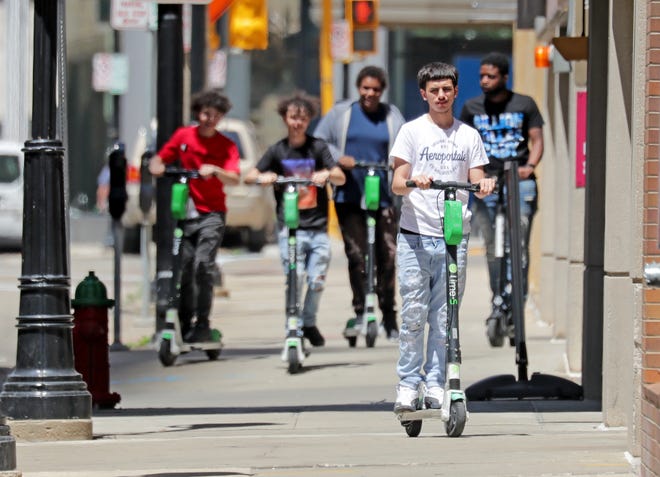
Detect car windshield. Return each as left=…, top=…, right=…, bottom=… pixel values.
left=219, top=130, right=245, bottom=158
left=0, top=154, right=20, bottom=183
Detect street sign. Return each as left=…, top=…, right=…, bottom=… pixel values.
left=111, top=0, right=155, bottom=30
left=92, top=53, right=129, bottom=95
left=331, top=20, right=351, bottom=62
left=207, top=50, right=227, bottom=89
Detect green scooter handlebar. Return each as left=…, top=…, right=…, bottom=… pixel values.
left=404, top=180, right=479, bottom=245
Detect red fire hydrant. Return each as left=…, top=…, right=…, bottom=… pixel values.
left=72, top=271, right=121, bottom=409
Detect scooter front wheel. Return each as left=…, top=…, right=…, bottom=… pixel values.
left=365, top=321, right=378, bottom=348
left=445, top=400, right=467, bottom=437
left=487, top=318, right=504, bottom=347
left=158, top=340, right=177, bottom=367
left=287, top=347, right=301, bottom=374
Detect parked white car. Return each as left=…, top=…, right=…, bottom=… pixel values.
left=0, top=141, right=24, bottom=249
left=122, top=118, right=275, bottom=252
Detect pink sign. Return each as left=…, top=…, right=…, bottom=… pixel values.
left=575, top=91, right=587, bottom=188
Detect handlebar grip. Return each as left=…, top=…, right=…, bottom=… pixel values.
left=405, top=180, right=416, bottom=187
left=164, top=167, right=200, bottom=179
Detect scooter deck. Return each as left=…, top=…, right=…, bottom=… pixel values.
left=397, top=408, right=444, bottom=421
left=185, top=340, right=223, bottom=352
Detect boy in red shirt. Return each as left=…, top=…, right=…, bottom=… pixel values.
left=149, top=89, right=240, bottom=342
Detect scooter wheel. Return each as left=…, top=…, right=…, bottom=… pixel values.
left=287, top=347, right=301, bottom=374
left=347, top=336, right=357, bottom=348
left=486, top=318, right=504, bottom=347
left=401, top=419, right=422, bottom=438
left=206, top=349, right=221, bottom=361
left=365, top=321, right=378, bottom=348
left=158, top=340, right=177, bottom=367
left=445, top=400, right=467, bottom=437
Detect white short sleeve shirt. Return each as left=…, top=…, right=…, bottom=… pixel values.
left=390, top=115, right=489, bottom=237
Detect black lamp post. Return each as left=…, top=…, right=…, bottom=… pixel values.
left=154, top=4, right=184, bottom=334
left=0, top=0, right=91, bottom=439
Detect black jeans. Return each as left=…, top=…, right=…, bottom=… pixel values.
left=178, top=212, right=226, bottom=332
left=335, top=202, right=398, bottom=332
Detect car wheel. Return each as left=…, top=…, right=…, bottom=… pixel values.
left=246, top=227, right=266, bottom=252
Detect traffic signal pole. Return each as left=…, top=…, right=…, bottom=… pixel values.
left=154, top=5, right=184, bottom=334
left=320, top=0, right=333, bottom=113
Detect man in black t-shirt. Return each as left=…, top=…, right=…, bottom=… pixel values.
left=460, top=52, right=544, bottom=317
left=245, top=92, right=345, bottom=347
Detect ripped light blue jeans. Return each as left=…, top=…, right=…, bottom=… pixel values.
left=277, top=228, right=331, bottom=328
left=396, top=232, right=469, bottom=390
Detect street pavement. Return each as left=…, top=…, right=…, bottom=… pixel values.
left=0, top=236, right=638, bottom=476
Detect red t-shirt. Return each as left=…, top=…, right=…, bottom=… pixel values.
left=158, top=126, right=240, bottom=213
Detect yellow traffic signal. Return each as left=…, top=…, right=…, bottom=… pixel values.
left=229, top=0, right=268, bottom=50
left=346, top=0, right=378, bottom=54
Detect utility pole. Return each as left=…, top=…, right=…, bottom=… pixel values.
left=0, top=0, right=92, bottom=440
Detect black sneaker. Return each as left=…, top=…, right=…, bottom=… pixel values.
left=184, top=325, right=212, bottom=343
left=302, top=326, right=325, bottom=347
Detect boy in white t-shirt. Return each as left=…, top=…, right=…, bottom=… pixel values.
left=390, top=62, right=495, bottom=413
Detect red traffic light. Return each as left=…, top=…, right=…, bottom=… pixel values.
left=350, top=0, right=377, bottom=28
left=353, top=1, right=375, bottom=25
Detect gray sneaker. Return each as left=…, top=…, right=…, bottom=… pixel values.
left=394, top=384, right=418, bottom=413
left=424, top=386, right=445, bottom=409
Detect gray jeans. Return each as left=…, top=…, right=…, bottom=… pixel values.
left=178, top=212, right=226, bottom=331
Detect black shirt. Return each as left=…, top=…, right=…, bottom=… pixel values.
left=460, top=91, right=544, bottom=175
left=256, top=135, right=336, bottom=231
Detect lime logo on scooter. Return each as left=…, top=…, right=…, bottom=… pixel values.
left=448, top=263, right=459, bottom=306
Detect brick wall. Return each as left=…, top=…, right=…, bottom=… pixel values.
left=643, top=3, right=660, bottom=475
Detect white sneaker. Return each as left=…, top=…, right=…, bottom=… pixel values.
left=394, top=384, right=419, bottom=413
left=424, top=386, right=445, bottom=409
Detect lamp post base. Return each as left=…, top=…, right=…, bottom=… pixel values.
left=4, top=419, right=91, bottom=442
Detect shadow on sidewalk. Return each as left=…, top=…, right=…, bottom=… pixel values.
left=94, top=398, right=600, bottom=419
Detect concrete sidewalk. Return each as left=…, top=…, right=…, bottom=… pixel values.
left=8, top=237, right=638, bottom=476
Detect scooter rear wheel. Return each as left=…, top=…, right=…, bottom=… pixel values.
left=158, top=340, right=177, bottom=367
left=347, top=336, right=357, bottom=348
left=287, top=347, right=301, bottom=374
left=401, top=419, right=422, bottom=438
left=445, top=400, right=467, bottom=437
left=206, top=349, right=221, bottom=361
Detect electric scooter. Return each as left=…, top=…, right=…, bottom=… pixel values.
left=157, top=167, right=223, bottom=367
left=343, top=161, right=390, bottom=348
left=260, top=176, right=317, bottom=374
left=485, top=172, right=515, bottom=347
left=397, top=179, right=480, bottom=438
